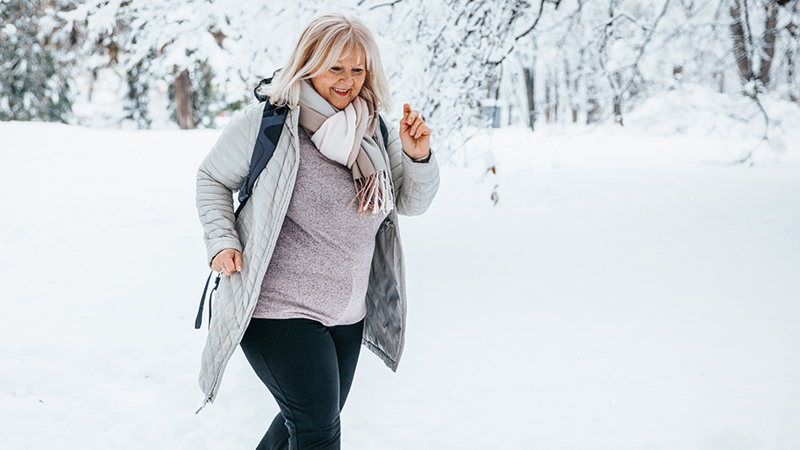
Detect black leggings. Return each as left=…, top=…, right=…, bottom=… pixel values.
left=240, top=317, right=364, bottom=450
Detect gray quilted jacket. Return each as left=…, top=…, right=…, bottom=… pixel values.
left=195, top=102, right=440, bottom=406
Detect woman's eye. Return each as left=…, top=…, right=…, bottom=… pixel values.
left=352, top=68, right=363, bottom=74
left=330, top=67, right=341, bottom=72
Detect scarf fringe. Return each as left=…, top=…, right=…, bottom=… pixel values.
left=349, top=171, right=394, bottom=216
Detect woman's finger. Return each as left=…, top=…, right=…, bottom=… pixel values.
left=234, top=250, right=243, bottom=272
left=406, top=109, right=419, bottom=126
left=223, top=256, right=235, bottom=276
left=400, top=105, right=411, bottom=133
left=411, top=117, right=432, bottom=139
left=417, top=123, right=431, bottom=138
left=211, top=253, right=223, bottom=272
left=410, top=118, right=424, bottom=138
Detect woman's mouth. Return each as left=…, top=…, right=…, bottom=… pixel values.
left=332, top=87, right=349, bottom=96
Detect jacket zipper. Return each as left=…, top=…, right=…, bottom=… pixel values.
left=198, top=107, right=301, bottom=413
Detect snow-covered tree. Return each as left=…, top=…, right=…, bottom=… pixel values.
left=1, top=0, right=76, bottom=122
left=123, top=49, right=152, bottom=128
left=360, top=0, right=560, bottom=160
left=63, top=0, right=330, bottom=128
left=54, top=0, right=800, bottom=153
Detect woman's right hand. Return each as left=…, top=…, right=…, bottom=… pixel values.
left=211, top=249, right=243, bottom=276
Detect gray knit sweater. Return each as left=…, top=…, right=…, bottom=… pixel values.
left=253, top=127, right=387, bottom=326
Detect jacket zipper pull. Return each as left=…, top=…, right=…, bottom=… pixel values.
left=195, top=396, right=212, bottom=414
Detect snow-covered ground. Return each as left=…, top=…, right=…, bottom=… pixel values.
left=1, top=101, right=799, bottom=449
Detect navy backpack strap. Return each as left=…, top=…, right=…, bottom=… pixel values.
left=195, top=271, right=220, bottom=329
left=378, top=116, right=389, bottom=151
left=197, top=78, right=287, bottom=331
left=235, top=88, right=287, bottom=217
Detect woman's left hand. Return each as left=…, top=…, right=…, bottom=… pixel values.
left=399, top=103, right=431, bottom=160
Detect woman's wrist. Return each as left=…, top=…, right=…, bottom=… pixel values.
left=410, top=150, right=431, bottom=163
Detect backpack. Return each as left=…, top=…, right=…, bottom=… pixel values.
left=195, top=78, right=390, bottom=329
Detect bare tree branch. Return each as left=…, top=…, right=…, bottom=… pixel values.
left=367, top=0, right=404, bottom=11
left=516, top=0, right=547, bottom=41
left=618, top=0, right=672, bottom=94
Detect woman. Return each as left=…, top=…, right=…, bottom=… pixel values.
left=195, top=13, right=439, bottom=449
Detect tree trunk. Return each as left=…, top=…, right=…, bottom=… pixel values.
left=552, top=75, right=559, bottom=123
left=564, top=57, right=579, bottom=123
left=714, top=72, right=725, bottom=93
left=544, top=78, right=551, bottom=123
left=523, top=67, right=536, bottom=131
left=613, top=95, right=623, bottom=126
left=786, top=2, right=800, bottom=103
left=758, top=0, right=779, bottom=86
left=586, top=79, right=601, bottom=124
left=612, top=73, right=623, bottom=126
left=174, top=69, right=196, bottom=130
left=790, top=45, right=798, bottom=102
left=791, top=1, right=799, bottom=102
left=729, top=0, right=753, bottom=83
left=88, top=68, right=97, bottom=103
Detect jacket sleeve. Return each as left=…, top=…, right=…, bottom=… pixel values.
left=196, top=104, right=262, bottom=265
left=384, top=120, right=441, bottom=216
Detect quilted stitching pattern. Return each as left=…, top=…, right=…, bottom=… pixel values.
left=195, top=104, right=439, bottom=404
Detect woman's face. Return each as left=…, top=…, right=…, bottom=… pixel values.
left=310, top=51, right=366, bottom=110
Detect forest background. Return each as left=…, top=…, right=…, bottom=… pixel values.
left=2, top=0, right=799, bottom=163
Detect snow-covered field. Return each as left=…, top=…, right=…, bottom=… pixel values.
left=1, top=106, right=799, bottom=449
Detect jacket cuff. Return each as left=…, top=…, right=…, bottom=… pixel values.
left=402, top=149, right=438, bottom=180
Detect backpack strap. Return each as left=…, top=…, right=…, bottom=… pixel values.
left=195, top=271, right=220, bottom=329
left=378, top=116, right=389, bottom=151
left=196, top=78, right=286, bottom=330
left=235, top=79, right=288, bottom=217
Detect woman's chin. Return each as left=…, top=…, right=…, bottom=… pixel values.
left=331, top=99, right=350, bottom=109
left=325, top=93, right=354, bottom=109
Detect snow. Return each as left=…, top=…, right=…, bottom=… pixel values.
left=1, top=110, right=799, bottom=449
left=1, top=23, right=17, bottom=36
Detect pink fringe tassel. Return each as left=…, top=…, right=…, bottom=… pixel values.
left=349, top=171, right=394, bottom=216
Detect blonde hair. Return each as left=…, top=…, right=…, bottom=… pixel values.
left=259, top=13, right=392, bottom=113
